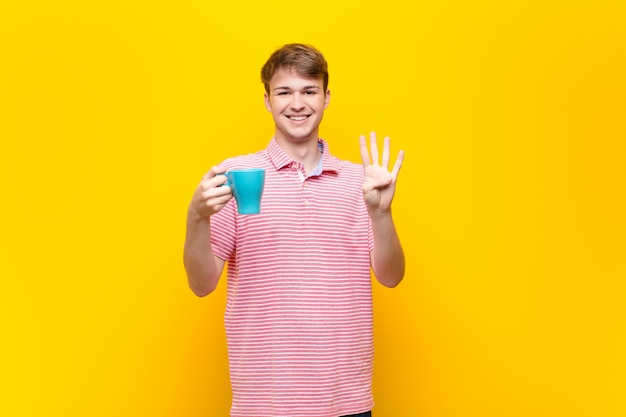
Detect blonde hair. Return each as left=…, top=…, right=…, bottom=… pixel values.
left=261, top=43, right=329, bottom=94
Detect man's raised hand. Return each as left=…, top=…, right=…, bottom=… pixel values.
left=360, top=132, right=404, bottom=213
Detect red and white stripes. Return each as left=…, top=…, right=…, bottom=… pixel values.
left=211, top=138, right=375, bottom=417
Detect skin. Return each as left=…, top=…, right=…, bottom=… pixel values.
left=183, top=68, right=405, bottom=296
left=264, top=68, right=330, bottom=173
left=360, top=132, right=405, bottom=287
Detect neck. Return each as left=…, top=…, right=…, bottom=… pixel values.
left=274, top=135, right=321, bottom=173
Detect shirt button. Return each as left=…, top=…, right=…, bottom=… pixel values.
left=304, top=200, right=310, bottom=205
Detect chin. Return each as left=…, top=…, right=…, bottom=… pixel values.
left=281, top=128, right=316, bottom=142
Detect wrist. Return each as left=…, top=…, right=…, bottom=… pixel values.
left=367, top=206, right=393, bottom=221
left=188, top=205, right=211, bottom=224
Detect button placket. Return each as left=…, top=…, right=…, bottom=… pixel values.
left=290, top=161, right=312, bottom=208
left=301, top=170, right=311, bottom=209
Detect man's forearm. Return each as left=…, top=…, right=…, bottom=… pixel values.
left=370, top=210, right=405, bottom=288
left=183, top=209, right=222, bottom=296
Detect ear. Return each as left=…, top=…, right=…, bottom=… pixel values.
left=264, top=93, right=272, bottom=112
left=324, top=90, right=331, bottom=109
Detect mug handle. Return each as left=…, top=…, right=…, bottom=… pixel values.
left=217, top=172, right=230, bottom=187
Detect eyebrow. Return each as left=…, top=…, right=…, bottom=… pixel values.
left=273, top=85, right=321, bottom=92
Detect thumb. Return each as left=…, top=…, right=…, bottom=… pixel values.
left=366, top=173, right=393, bottom=190
left=204, top=165, right=226, bottom=180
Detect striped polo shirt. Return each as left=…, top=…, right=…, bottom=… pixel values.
left=211, top=138, right=375, bottom=417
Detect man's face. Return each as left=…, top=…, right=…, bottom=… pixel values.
left=264, top=68, right=330, bottom=144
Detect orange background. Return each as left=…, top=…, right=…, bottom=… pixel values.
left=1, top=1, right=625, bottom=416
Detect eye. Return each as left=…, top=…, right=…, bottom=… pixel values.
left=277, top=91, right=289, bottom=96
left=304, top=90, right=316, bottom=95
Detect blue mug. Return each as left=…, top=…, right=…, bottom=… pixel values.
left=223, top=168, right=265, bottom=215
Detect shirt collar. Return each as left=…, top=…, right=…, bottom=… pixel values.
left=266, top=137, right=339, bottom=174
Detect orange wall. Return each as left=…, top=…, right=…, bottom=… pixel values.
left=1, top=1, right=625, bottom=416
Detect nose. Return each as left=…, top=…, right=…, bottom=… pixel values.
left=290, top=93, right=305, bottom=111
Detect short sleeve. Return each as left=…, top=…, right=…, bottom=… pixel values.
left=367, top=216, right=374, bottom=252
left=210, top=197, right=237, bottom=261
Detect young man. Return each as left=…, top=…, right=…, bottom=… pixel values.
left=184, top=43, right=405, bottom=417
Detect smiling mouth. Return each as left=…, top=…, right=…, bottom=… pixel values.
left=286, top=115, right=310, bottom=121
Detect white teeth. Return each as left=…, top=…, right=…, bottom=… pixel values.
left=289, top=116, right=308, bottom=121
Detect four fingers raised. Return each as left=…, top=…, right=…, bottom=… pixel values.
left=360, top=131, right=404, bottom=180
